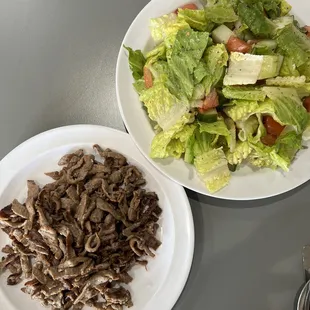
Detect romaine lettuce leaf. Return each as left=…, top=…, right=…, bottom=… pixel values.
left=303, top=118, right=310, bottom=141
left=140, top=81, right=189, bottom=131
left=202, top=44, right=229, bottom=93
left=199, top=119, right=235, bottom=151
left=226, top=141, right=252, bottom=165
left=237, top=2, right=275, bottom=38
left=199, top=119, right=230, bottom=137
left=253, top=114, right=267, bottom=143
left=248, top=141, right=290, bottom=171
left=148, top=61, right=169, bottom=81
left=224, top=53, right=264, bottom=86
left=280, top=0, right=292, bottom=16
left=266, top=76, right=307, bottom=87
left=279, top=54, right=300, bottom=77
left=194, top=61, right=208, bottom=84
left=178, top=9, right=214, bottom=32
left=298, top=59, right=310, bottom=82
left=261, top=87, right=308, bottom=133
left=192, top=131, right=217, bottom=158
left=133, top=79, right=147, bottom=95
left=236, top=115, right=259, bottom=142
left=225, top=118, right=237, bottom=152
left=205, top=4, right=238, bottom=24
left=124, top=46, right=146, bottom=81
left=145, top=42, right=166, bottom=66
left=166, top=139, right=184, bottom=159
left=149, top=13, right=189, bottom=44
left=224, top=100, right=260, bottom=121
left=222, top=86, right=266, bottom=101
left=276, top=24, right=310, bottom=67
left=169, top=28, right=210, bottom=99
left=192, top=83, right=205, bottom=100
left=194, top=148, right=231, bottom=193
left=150, top=113, right=195, bottom=158
left=276, top=129, right=302, bottom=163
left=258, top=55, right=283, bottom=80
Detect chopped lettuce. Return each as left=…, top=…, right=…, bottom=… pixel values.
left=279, top=54, right=300, bottom=77
left=192, top=131, right=217, bottom=158
left=224, top=100, right=260, bottom=122
left=178, top=9, right=214, bottom=32
left=150, top=113, right=195, bottom=158
left=205, top=3, right=238, bottom=24
left=248, top=141, right=290, bottom=171
left=222, top=86, right=266, bottom=101
left=192, top=84, right=205, bottom=100
left=276, top=24, right=310, bottom=67
left=124, top=46, right=146, bottom=81
left=169, top=28, right=209, bottom=99
left=199, top=119, right=235, bottom=151
left=266, top=76, right=307, bottom=87
left=149, top=13, right=189, bottom=44
left=261, top=87, right=308, bottom=133
left=199, top=119, right=230, bottom=137
left=237, top=2, right=275, bottom=38
left=203, top=44, right=229, bottom=93
left=224, top=52, right=264, bottom=85
left=145, top=42, right=166, bottom=66
left=303, top=118, right=310, bottom=141
left=298, top=59, right=310, bottom=82
left=276, top=129, right=302, bottom=163
left=140, top=81, right=189, bottom=131
left=194, top=148, right=231, bottom=193
left=226, top=141, right=252, bottom=165
left=258, top=55, right=283, bottom=80
left=225, top=118, right=237, bottom=152
left=194, top=61, right=208, bottom=84
left=133, top=79, right=147, bottom=95
left=236, top=115, right=259, bottom=142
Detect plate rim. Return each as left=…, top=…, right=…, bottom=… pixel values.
left=115, top=0, right=310, bottom=201
left=0, top=124, right=195, bottom=310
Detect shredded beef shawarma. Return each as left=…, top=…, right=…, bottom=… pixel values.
left=0, top=145, right=162, bottom=310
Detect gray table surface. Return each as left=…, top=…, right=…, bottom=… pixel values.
left=0, top=1, right=309, bottom=309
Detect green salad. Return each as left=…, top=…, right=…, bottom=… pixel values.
left=125, top=0, right=310, bottom=193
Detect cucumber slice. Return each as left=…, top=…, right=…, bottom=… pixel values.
left=212, top=25, right=234, bottom=44
left=197, top=108, right=218, bottom=123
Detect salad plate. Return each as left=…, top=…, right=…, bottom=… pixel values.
left=0, top=125, right=194, bottom=310
left=116, top=0, right=310, bottom=200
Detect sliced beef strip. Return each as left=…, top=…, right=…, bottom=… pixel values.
left=0, top=145, right=162, bottom=310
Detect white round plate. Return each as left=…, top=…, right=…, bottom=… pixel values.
left=0, top=125, right=194, bottom=310
left=116, top=0, right=310, bottom=200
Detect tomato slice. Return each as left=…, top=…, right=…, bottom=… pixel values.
left=263, top=116, right=285, bottom=137
left=226, top=36, right=252, bottom=54
left=303, top=96, right=310, bottom=112
left=199, top=89, right=219, bottom=112
left=143, top=67, right=153, bottom=89
left=174, top=3, right=198, bottom=14
left=261, top=134, right=277, bottom=146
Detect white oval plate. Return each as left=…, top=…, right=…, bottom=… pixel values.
left=116, top=0, right=310, bottom=200
left=0, top=125, right=194, bottom=310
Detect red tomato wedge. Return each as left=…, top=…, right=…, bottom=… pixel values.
left=227, top=36, right=252, bottom=54
left=198, top=89, right=219, bottom=113
left=261, top=134, right=277, bottom=146
left=175, top=3, right=198, bottom=14
left=303, top=96, right=310, bottom=112
left=143, top=67, right=153, bottom=89
left=263, top=116, right=285, bottom=137
left=305, top=26, right=310, bottom=37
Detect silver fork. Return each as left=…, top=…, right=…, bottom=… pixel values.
left=299, top=246, right=310, bottom=310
